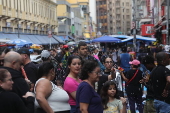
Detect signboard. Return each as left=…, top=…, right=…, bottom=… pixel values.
left=141, top=24, right=154, bottom=36
left=48, top=31, right=52, bottom=38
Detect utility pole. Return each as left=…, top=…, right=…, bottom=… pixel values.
left=133, top=0, right=136, bottom=52
left=17, top=0, right=20, bottom=38
left=166, top=0, right=169, bottom=44
left=48, top=0, right=52, bottom=49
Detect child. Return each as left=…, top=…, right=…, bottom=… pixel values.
left=101, top=80, right=126, bottom=113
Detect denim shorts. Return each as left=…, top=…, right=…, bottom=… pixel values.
left=154, top=99, right=170, bottom=113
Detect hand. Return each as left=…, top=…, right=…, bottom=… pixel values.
left=120, top=97, right=127, bottom=105
left=25, top=79, right=32, bottom=85
left=162, top=89, right=168, bottom=97
left=23, top=92, right=35, bottom=98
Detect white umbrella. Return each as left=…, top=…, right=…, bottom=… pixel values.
left=67, top=41, right=76, bottom=45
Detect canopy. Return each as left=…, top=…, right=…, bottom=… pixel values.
left=92, top=36, right=121, bottom=43
left=134, top=35, right=156, bottom=41
left=67, top=41, right=76, bottom=45
left=6, top=39, right=32, bottom=47
left=109, top=35, right=131, bottom=39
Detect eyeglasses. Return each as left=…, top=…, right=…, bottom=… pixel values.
left=92, top=71, right=102, bottom=75
left=105, top=61, right=113, bottom=64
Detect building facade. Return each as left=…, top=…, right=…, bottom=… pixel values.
left=0, top=0, right=58, bottom=35
left=71, top=7, right=83, bottom=40
left=96, top=0, right=107, bottom=35
left=57, top=0, right=71, bottom=36
left=99, top=0, right=132, bottom=35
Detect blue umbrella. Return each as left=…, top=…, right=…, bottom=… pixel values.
left=7, top=39, right=32, bottom=48
left=92, top=36, right=121, bottom=43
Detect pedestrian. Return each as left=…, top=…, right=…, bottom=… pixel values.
left=76, top=60, right=103, bottom=113
left=64, top=55, right=82, bottom=113
left=118, top=46, right=132, bottom=74
left=120, top=59, right=143, bottom=113
left=140, top=55, right=156, bottom=113
left=149, top=52, right=170, bottom=112
left=101, top=80, right=126, bottom=113
left=34, top=62, right=70, bottom=113
left=17, top=48, right=38, bottom=84
left=1, top=51, right=30, bottom=103
left=0, top=46, right=10, bottom=66
left=0, top=68, right=35, bottom=113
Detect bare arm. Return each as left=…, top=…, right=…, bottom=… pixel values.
left=108, top=68, right=116, bottom=80
left=162, top=76, right=170, bottom=97
left=120, top=97, right=127, bottom=113
left=70, top=91, right=76, bottom=100
left=35, top=79, right=54, bottom=113
left=80, top=103, right=89, bottom=113
left=120, top=71, right=129, bottom=82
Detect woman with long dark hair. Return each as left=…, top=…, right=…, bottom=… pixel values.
left=64, top=55, right=82, bottom=113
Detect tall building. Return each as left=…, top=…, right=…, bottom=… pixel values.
left=68, top=0, right=92, bottom=39
left=107, top=0, right=132, bottom=35
left=0, top=0, right=59, bottom=45
left=96, top=0, right=107, bottom=35
left=71, top=7, right=83, bottom=40
left=57, top=0, right=71, bottom=37
left=96, top=0, right=132, bottom=35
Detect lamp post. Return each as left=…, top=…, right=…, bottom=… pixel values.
left=133, top=0, right=136, bottom=52
left=166, top=0, right=169, bottom=44
left=17, top=0, right=20, bottom=38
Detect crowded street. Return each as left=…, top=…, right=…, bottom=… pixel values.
left=0, top=0, right=170, bottom=113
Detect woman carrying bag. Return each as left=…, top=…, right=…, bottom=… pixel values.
left=120, top=59, right=144, bottom=113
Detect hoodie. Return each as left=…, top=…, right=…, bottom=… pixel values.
left=0, top=67, right=30, bottom=103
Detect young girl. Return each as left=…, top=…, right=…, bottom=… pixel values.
left=101, top=80, right=126, bottom=113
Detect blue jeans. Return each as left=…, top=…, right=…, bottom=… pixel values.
left=154, top=99, right=170, bottom=113
left=70, top=105, right=76, bottom=113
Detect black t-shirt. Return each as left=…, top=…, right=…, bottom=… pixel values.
left=149, top=65, right=170, bottom=102
left=97, top=75, right=108, bottom=94
left=126, top=69, right=143, bottom=95
left=24, top=62, right=38, bottom=84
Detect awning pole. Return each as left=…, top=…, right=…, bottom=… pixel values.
left=167, top=0, right=170, bottom=44
left=133, top=0, right=136, bottom=52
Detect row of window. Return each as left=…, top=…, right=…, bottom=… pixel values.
left=0, top=0, right=56, bottom=20
left=2, top=27, right=55, bottom=34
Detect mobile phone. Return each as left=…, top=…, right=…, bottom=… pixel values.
left=113, top=64, right=118, bottom=69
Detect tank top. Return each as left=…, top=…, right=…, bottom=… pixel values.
left=34, top=78, right=70, bottom=112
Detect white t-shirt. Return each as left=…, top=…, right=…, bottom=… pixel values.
left=34, top=78, right=70, bottom=112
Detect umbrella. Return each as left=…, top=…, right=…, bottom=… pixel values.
left=66, top=41, right=76, bottom=45
left=30, top=44, right=42, bottom=50
left=109, top=35, right=132, bottom=39
left=92, top=36, right=121, bottom=43
left=6, top=39, right=32, bottom=48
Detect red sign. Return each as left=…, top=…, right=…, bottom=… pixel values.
left=141, top=24, right=154, bottom=36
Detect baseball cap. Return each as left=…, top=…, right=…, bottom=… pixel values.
left=63, top=45, right=68, bottom=49
left=17, top=48, right=30, bottom=56
left=41, top=50, right=51, bottom=58
left=129, top=59, right=140, bottom=65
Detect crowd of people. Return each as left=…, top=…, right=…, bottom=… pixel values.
left=0, top=41, right=170, bottom=113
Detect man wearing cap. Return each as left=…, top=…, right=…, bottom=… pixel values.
left=61, top=45, right=71, bottom=70
left=120, top=59, right=143, bottom=113
left=17, top=48, right=38, bottom=84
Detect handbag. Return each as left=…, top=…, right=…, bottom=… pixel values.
left=126, top=69, right=139, bottom=86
